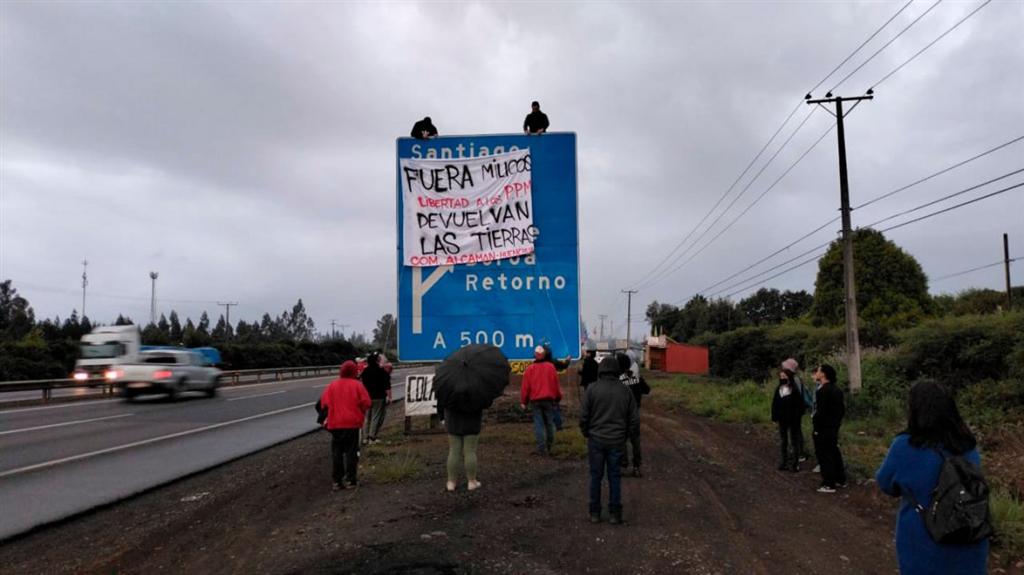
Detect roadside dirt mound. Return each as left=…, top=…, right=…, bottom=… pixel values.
left=3, top=376, right=1016, bottom=574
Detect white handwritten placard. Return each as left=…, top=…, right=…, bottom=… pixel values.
left=401, top=149, right=537, bottom=267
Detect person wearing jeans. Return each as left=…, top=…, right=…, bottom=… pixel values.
left=521, top=346, right=563, bottom=455
left=579, top=356, right=639, bottom=525
left=360, top=353, right=392, bottom=444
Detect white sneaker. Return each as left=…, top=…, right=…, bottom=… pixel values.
left=467, top=480, right=482, bottom=491
left=446, top=481, right=457, bottom=492
left=817, top=485, right=837, bottom=493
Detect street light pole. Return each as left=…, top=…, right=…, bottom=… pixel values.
left=149, top=271, right=159, bottom=325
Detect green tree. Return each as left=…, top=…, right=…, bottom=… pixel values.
left=114, top=314, right=134, bottom=326
left=780, top=290, right=813, bottom=319
left=645, top=301, right=679, bottom=336
left=373, top=313, right=397, bottom=351
left=169, top=311, right=183, bottom=343
left=157, top=314, right=170, bottom=338
left=739, top=288, right=785, bottom=326
left=197, top=312, right=211, bottom=336
left=810, top=229, right=931, bottom=329
left=285, top=299, right=315, bottom=342
left=0, top=280, right=35, bottom=341
left=211, top=314, right=229, bottom=341
left=141, top=322, right=169, bottom=345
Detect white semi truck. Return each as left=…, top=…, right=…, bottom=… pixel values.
left=73, top=325, right=142, bottom=384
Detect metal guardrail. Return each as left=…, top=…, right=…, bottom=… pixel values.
left=0, top=365, right=345, bottom=403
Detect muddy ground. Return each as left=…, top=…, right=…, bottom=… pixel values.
left=3, top=375, right=1020, bottom=575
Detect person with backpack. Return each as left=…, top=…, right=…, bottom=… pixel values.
left=875, top=380, right=990, bottom=574
left=782, top=358, right=813, bottom=462
left=617, top=352, right=650, bottom=477
left=771, top=368, right=806, bottom=472
left=812, top=364, right=847, bottom=491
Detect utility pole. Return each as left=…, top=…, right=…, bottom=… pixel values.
left=81, top=260, right=88, bottom=320
left=622, top=289, right=638, bottom=348
left=1004, top=233, right=1012, bottom=310
left=149, top=271, right=159, bottom=325
left=217, top=302, right=238, bottom=340
left=329, top=320, right=349, bottom=340
left=806, top=90, right=873, bottom=393
left=598, top=314, right=607, bottom=340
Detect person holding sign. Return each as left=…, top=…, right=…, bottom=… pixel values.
left=317, top=361, right=372, bottom=491
left=523, top=101, right=549, bottom=134
left=410, top=116, right=438, bottom=140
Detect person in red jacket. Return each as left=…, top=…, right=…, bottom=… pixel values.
left=521, top=345, right=563, bottom=455
left=317, top=360, right=372, bottom=490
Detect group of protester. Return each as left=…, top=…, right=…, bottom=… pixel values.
left=314, top=352, right=392, bottom=491
left=770, top=358, right=847, bottom=492
left=317, top=346, right=991, bottom=573
left=409, top=100, right=550, bottom=140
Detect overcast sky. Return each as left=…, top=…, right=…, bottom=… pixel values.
left=2, top=1, right=1022, bottom=340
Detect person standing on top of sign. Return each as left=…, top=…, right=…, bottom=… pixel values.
left=521, top=345, right=562, bottom=455
left=360, top=352, right=392, bottom=445
left=523, top=101, right=549, bottom=135
left=410, top=116, right=438, bottom=140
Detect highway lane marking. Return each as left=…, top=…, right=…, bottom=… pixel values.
left=0, top=402, right=317, bottom=479
left=227, top=391, right=287, bottom=402
left=0, top=413, right=135, bottom=436
left=0, top=399, right=123, bottom=415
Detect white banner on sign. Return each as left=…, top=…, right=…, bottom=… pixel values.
left=401, top=148, right=536, bottom=267
left=404, top=374, right=437, bottom=417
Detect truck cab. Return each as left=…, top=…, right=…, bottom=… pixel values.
left=74, top=325, right=142, bottom=384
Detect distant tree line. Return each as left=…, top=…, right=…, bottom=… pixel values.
left=0, top=280, right=394, bottom=381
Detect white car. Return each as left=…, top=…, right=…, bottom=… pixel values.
left=113, top=349, right=222, bottom=401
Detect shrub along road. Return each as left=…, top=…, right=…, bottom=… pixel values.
left=2, top=373, right=1020, bottom=574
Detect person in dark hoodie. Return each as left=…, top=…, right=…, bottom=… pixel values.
left=410, top=117, right=437, bottom=140
left=317, top=361, right=372, bottom=490
left=580, top=356, right=639, bottom=525
left=360, top=352, right=392, bottom=444
left=771, top=368, right=806, bottom=472
left=617, top=352, right=650, bottom=477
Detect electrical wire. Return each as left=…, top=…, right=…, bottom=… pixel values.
left=829, top=0, right=945, bottom=92
left=722, top=249, right=829, bottom=300
left=854, top=135, right=1024, bottom=210
left=871, top=0, right=994, bottom=89
left=703, top=240, right=835, bottom=301
left=865, top=171, right=1024, bottom=228
left=877, top=181, right=1023, bottom=233
left=931, top=258, right=1017, bottom=283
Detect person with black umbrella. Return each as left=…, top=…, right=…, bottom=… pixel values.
left=434, top=345, right=511, bottom=493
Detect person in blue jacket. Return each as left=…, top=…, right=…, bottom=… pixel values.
left=875, top=380, right=989, bottom=575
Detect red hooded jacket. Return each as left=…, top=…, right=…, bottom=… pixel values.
left=521, top=360, right=562, bottom=405
left=319, top=361, right=372, bottom=430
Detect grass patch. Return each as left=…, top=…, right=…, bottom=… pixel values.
left=992, top=488, right=1024, bottom=562
left=363, top=448, right=424, bottom=483
left=649, top=376, right=770, bottom=424
left=551, top=427, right=588, bottom=459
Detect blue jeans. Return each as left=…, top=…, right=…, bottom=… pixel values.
left=531, top=400, right=556, bottom=453
left=588, top=438, right=624, bottom=514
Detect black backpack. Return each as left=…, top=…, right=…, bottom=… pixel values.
left=905, top=450, right=993, bottom=545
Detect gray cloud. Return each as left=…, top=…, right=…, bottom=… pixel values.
left=2, top=1, right=1021, bottom=339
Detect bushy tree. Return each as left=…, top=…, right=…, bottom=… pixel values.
left=0, top=280, right=35, bottom=341
left=810, top=229, right=931, bottom=329
left=373, top=313, right=397, bottom=351
left=169, top=311, right=183, bottom=343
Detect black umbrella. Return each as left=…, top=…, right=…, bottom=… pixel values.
left=434, top=344, right=511, bottom=412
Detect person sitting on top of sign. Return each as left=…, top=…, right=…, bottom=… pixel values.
left=523, top=101, right=549, bottom=135
left=411, top=116, right=438, bottom=140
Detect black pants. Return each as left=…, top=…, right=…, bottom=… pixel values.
left=813, top=426, right=847, bottom=487
left=330, top=429, right=360, bottom=484
left=778, top=420, right=802, bottom=468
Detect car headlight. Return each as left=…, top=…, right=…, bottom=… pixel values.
left=73, top=372, right=90, bottom=381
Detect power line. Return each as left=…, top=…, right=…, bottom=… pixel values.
left=722, top=249, right=829, bottom=300
left=855, top=135, right=1024, bottom=210
left=829, top=0, right=945, bottom=92
left=704, top=240, right=835, bottom=301
left=864, top=168, right=1024, bottom=228
left=644, top=118, right=835, bottom=291
left=932, top=258, right=1018, bottom=283
left=631, top=0, right=915, bottom=291
left=808, top=0, right=916, bottom=95
left=692, top=136, right=1024, bottom=301
left=871, top=0, right=994, bottom=89
left=878, top=181, right=1024, bottom=233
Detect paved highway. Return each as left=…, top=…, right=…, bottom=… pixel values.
left=0, top=366, right=431, bottom=540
